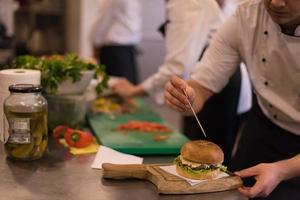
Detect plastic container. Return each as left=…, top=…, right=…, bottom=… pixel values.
left=45, top=93, right=87, bottom=130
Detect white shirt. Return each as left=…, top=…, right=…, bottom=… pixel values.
left=191, top=0, right=300, bottom=135
left=0, top=0, right=18, bottom=36
left=142, top=0, right=223, bottom=104
left=90, top=0, right=142, bottom=46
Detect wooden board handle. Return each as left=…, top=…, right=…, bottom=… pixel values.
left=102, top=163, right=148, bottom=180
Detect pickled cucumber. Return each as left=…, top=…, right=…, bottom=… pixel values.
left=10, top=143, right=35, bottom=159
left=33, top=122, right=44, bottom=146
left=32, top=136, right=48, bottom=158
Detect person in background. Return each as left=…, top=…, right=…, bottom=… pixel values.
left=164, top=0, right=300, bottom=199
left=0, top=0, right=17, bottom=67
left=90, top=0, right=142, bottom=84
left=113, top=0, right=251, bottom=166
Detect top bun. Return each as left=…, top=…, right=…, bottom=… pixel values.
left=180, top=140, right=224, bottom=164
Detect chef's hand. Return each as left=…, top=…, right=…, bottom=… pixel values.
left=164, top=75, right=196, bottom=114
left=235, top=163, right=285, bottom=198
left=112, top=78, right=145, bottom=98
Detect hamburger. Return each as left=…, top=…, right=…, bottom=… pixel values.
left=174, top=140, right=226, bottom=180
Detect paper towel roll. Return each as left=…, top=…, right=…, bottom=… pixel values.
left=0, top=69, right=41, bottom=93
left=0, top=69, right=41, bottom=142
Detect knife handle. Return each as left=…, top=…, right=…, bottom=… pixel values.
left=102, top=163, right=148, bottom=180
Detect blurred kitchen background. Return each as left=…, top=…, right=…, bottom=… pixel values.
left=0, top=0, right=166, bottom=82
left=0, top=0, right=180, bottom=128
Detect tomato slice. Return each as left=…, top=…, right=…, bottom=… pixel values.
left=116, top=121, right=171, bottom=133
left=153, top=135, right=170, bottom=142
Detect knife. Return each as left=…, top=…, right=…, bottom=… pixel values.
left=220, top=168, right=235, bottom=176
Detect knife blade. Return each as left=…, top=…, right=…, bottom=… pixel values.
left=220, top=168, right=235, bottom=176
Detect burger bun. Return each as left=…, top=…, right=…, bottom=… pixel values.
left=180, top=140, right=224, bottom=164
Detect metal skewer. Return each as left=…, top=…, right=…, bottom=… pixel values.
left=183, top=89, right=207, bottom=138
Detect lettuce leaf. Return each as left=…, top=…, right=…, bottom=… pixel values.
left=173, top=156, right=226, bottom=175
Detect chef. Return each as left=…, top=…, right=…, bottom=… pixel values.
left=90, top=0, right=141, bottom=84
left=164, top=0, right=300, bottom=199
left=112, top=0, right=251, bottom=166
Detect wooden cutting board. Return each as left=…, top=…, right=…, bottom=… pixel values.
left=102, top=163, right=243, bottom=194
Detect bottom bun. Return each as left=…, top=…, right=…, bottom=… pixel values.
left=176, top=165, right=220, bottom=180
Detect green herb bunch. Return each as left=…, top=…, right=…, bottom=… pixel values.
left=12, top=54, right=108, bottom=94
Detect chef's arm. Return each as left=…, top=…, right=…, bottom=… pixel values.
left=129, top=84, right=147, bottom=97
left=275, top=154, right=300, bottom=181
left=111, top=79, right=147, bottom=98
left=140, top=0, right=222, bottom=104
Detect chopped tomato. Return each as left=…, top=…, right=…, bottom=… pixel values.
left=64, top=129, right=93, bottom=148
left=116, top=120, right=172, bottom=133
left=153, top=135, right=170, bottom=142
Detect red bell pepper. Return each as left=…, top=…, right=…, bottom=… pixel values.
left=64, top=129, right=93, bottom=148
left=53, top=125, right=69, bottom=140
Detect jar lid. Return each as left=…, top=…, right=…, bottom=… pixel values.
left=9, top=84, right=42, bottom=93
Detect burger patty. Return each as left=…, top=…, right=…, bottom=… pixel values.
left=192, top=164, right=218, bottom=170
left=174, top=156, right=221, bottom=171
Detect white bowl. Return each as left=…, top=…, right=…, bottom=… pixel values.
left=56, top=70, right=95, bottom=95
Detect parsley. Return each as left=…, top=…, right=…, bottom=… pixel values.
left=11, top=54, right=108, bottom=94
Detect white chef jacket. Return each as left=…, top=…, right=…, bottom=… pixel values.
left=142, top=0, right=223, bottom=104
left=90, top=0, right=142, bottom=47
left=191, top=0, right=300, bottom=135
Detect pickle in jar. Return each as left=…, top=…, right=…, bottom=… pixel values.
left=5, top=108, right=48, bottom=161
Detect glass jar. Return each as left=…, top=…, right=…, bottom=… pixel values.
left=4, top=84, right=48, bottom=161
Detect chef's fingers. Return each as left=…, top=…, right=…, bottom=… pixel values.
left=164, top=90, right=188, bottom=111
left=170, top=75, right=188, bottom=91
left=112, top=78, right=130, bottom=88
left=235, top=165, right=259, bottom=178
left=166, top=77, right=190, bottom=105
left=169, top=75, right=195, bottom=104
left=238, top=180, right=266, bottom=198
left=185, top=86, right=195, bottom=103
left=238, top=186, right=258, bottom=198
left=169, top=75, right=184, bottom=84
left=165, top=99, right=186, bottom=112
left=118, top=79, right=132, bottom=87
left=112, top=83, right=124, bottom=94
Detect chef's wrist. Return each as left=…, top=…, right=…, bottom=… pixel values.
left=274, top=155, right=300, bottom=181
left=131, top=84, right=147, bottom=97
left=187, top=79, right=213, bottom=113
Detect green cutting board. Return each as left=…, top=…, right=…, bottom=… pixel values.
left=87, top=100, right=189, bottom=155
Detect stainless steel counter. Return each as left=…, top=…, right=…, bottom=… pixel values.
left=0, top=98, right=247, bottom=200
left=0, top=139, right=247, bottom=200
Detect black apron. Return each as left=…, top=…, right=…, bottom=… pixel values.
left=99, top=45, right=139, bottom=84
left=230, top=95, right=300, bottom=200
